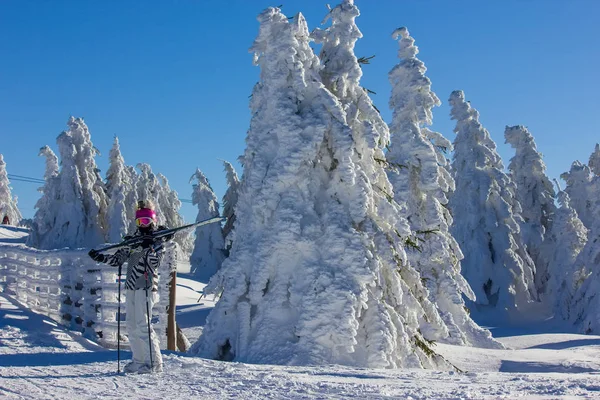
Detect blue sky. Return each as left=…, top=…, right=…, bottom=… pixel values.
left=1, top=0, right=598, bottom=223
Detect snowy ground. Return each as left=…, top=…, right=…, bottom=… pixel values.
left=1, top=229, right=600, bottom=399
left=0, top=225, right=29, bottom=245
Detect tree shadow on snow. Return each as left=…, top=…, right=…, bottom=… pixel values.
left=526, top=338, right=600, bottom=350
left=0, top=350, right=124, bottom=367
left=0, top=295, right=67, bottom=349
left=500, top=360, right=597, bottom=374
left=175, top=304, right=212, bottom=328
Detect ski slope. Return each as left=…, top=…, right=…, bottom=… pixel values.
left=1, top=229, right=600, bottom=399
left=1, top=287, right=600, bottom=399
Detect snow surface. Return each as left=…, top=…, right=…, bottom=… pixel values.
left=1, top=227, right=600, bottom=399
left=1, top=286, right=600, bottom=399
left=0, top=225, right=29, bottom=245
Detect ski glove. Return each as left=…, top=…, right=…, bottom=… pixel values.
left=88, top=249, right=105, bottom=263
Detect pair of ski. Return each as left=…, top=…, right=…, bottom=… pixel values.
left=92, top=216, right=224, bottom=374
left=95, top=216, right=224, bottom=252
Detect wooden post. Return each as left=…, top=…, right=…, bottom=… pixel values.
left=166, top=270, right=177, bottom=351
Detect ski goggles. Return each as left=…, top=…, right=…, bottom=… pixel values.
left=135, top=217, right=155, bottom=227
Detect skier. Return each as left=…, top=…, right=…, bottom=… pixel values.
left=2, top=215, right=9, bottom=225
left=88, top=200, right=172, bottom=373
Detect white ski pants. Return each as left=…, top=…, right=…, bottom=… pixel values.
left=126, top=289, right=163, bottom=368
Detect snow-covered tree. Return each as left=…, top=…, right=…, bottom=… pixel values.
left=561, top=161, right=594, bottom=229
left=588, top=143, right=600, bottom=176
left=312, top=3, right=450, bottom=345
left=505, top=125, right=556, bottom=294
left=29, top=117, right=107, bottom=249
left=543, top=186, right=587, bottom=321
left=386, top=28, right=496, bottom=347
left=221, top=160, right=240, bottom=251
left=157, top=173, right=193, bottom=254
left=0, top=154, right=22, bottom=225
left=105, top=137, right=131, bottom=243
left=189, top=168, right=225, bottom=282
left=569, top=174, right=600, bottom=333
left=124, top=165, right=139, bottom=232
left=28, top=146, right=59, bottom=247
left=448, top=91, right=536, bottom=319
left=136, top=163, right=164, bottom=223
left=194, top=5, right=453, bottom=369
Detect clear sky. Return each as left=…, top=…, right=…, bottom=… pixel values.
left=1, top=0, right=598, bottom=223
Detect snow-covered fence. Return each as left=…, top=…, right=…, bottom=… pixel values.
left=0, top=244, right=121, bottom=346
left=0, top=243, right=178, bottom=349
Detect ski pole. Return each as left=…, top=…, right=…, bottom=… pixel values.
left=117, top=264, right=122, bottom=373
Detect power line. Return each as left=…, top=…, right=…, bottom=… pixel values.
left=8, top=173, right=195, bottom=204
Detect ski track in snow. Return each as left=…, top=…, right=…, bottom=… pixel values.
left=1, top=291, right=600, bottom=399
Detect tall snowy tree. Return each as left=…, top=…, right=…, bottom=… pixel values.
left=0, top=154, right=22, bottom=225
left=505, top=125, right=556, bottom=294
left=561, top=161, right=594, bottom=229
left=157, top=173, right=193, bottom=254
left=312, top=3, right=449, bottom=345
left=588, top=144, right=600, bottom=176
left=124, top=165, right=139, bottom=232
left=543, top=186, right=587, bottom=321
left=28, top=146, right=59, bottom=247
left=448, top=91, right=536, bottom=319
left=29, top=117, right=107, bottom=249
left=569, top=173, right=600, bottom=333
left=136, top=163, right=164, bottom=223
left=189, top=168, right=225, bottom=282
left=105, top=137, right=131, bottom=243
left=385, top=28, right=496, bottom=347
left=221, top=160, right=240, bottom=251
left=194, top=6, right=452, bottom=369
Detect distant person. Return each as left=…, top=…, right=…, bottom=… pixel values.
left=2, top=215, right=9, bottom=225
left=88, top=200, right=173, bottom=373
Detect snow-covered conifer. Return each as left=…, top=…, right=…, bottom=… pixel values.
left=189, top=168, right=225, bottom=282
left=386, top=28, right=496, bottom=347
left=157, top=173, right=192, bottom=254
left=312, top=3, right=451, bottom=345
left=29, top=117, right=107, bottom=249
left=195, top=5, right=453, bottom=369
left=588, top=144, right=600, bottom=176
left=505, top=125, right=556, bottom=294
left=569, top=174, right=600, bottom=333
left=124, top=165, right=139, bottom=232
left=543, top=187, right=587, bottom=321
left=221, top=160, right=240, bottom=251
left=28, top=146, right=59, bottom=247
left=449, top=91, right=536, bottom=319
left=0, top=154, right=22, bottom=225
left=561, top=161, right=593, bottom=229
left=105, top=137, right=131, bottom=243
left=136, top=163, right=164, bottom=224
